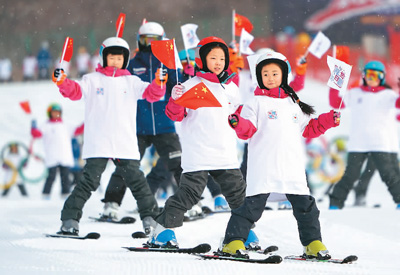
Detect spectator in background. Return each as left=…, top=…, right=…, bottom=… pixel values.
left=37, top=41, right=52, bottom=80
left=76, top=46, right=91, bottom=77
left=0, top=58, right=12, bottom=82
left=22, top=51, right=38, bottom=81
left=91, top=49, right=100, bottom=72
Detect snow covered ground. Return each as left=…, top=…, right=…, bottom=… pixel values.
left=0, top=79, right=400, bottom=274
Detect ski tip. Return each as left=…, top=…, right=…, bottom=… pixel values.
left=266, top=255, right=283, bottom=264
left=196, top=243, right=212, bottom=253
left=120, top=216, right=136, bottom=224
left=263, top=245, right=279, bottom=254
left=342, top=255, right=358, bottom=263
left=86, top=232, right=101, bottom=239
left=132, top=231, right=148, bottom=239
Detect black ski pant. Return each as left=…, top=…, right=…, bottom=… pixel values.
left=224, top=194, right=322, bottom=246
left=102, top=133, right=224, bottom=204
left=2, top=183, right=28, bottom=197
left=155, top=169, right=246, bottom=228
left=61, top=158, right=158, bottom=222
left=353, top=156, right=376, bottom=199
left=42, top=165, right=71, bottom=195
left=102, top=133, right=182, bottom=205
left=330, top=152, right=400, bottom=208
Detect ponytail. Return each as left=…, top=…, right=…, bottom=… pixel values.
left=282, top=84, right=315, bottom=115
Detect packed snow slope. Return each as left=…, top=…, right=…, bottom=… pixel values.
left=0, top=78, right=399, bottom=274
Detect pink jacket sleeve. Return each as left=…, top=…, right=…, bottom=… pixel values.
left=57, top=78, right=82, bottom=101
left=31, top=128, right=42, bottom=138
left=329, top=88, right=345, bottom=109
left=302, top=110, right=337, bottom=138
left=229, top=107, right=257, bottom=140
left=74, top=123, right=84, bottom=136
left=142, top=80, right=166, bottom=103
left=165, top=97, right=186, bottom=122
left=290, top=74, right=305, bottom=92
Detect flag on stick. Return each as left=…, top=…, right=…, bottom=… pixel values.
left=327, top=55, right=352, bottom=92
left=59, top=37, right=73, bottom=65
left=307, top=31, right=331, bottom=59
left=239, top=29, right=255, bottom=55
left=234, top=13, right=253, bottom=36
left=151, top=39, right=182, bottom=70
left=181, top=23, right=200, bottom=50
left=116, top=13, right=126, bottom=38
left=174, top=82, right=222, bottom=110
left=19, top=101, right=31, bottom=114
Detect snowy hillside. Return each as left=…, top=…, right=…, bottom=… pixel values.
left=0, top=79, right=399, bottom=274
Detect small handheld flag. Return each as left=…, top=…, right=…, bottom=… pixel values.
left=174, top=82, right=222, bottom=110
left=116, top=13, right=126, bottom=38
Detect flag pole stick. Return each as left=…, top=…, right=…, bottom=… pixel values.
left=232, top=9, right=236, bottom=43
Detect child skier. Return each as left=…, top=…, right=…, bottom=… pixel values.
left=221, top=52, right=340, bottom=260
left=52, top=36, right=166, bottom=235
left=329, top=60, right=400, bottom=209
left=148, top=36, right=248, bottom=248
left=31, top=103, right=83, bottom=199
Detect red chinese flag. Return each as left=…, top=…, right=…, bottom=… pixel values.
left=235, top=14, right=253, bottom=36
left=174, top=82, right=222, bottom=110
left=335, top=46, right=350, bottom=64
left=61, top=37, right=73, bottom=63
left=116, top=13, right=126, bottom=38
left=19, top=101, right=31, bottom=114
left=151, top=39, right=176, bottom=69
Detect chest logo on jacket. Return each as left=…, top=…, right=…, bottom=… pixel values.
left=133, top=67, right=146, bottom=75
left=96, top=88, right=104, bottom=95
left=268, top=110, right=278, bottom=119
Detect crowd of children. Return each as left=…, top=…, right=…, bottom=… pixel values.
left=3, top=17, right=400, bottom=261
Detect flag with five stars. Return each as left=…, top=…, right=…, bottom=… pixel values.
left=234, top=14, right=253, bottom=37
left=60, top=37, right=73, bottom=63
left=174, top=82, right=222, bottom=110
left=151, top=39, right=182, bottom=70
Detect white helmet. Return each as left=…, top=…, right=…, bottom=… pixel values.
left=255, top=51, right=292, bottom=89
left=99, top=37, right=130, bottom=69
left=137, top=22, right=165, bottom=50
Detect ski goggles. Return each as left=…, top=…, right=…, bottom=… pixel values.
left=139, top=35, right=163, bottom=46
left=364, top=69, right=384, bottom=82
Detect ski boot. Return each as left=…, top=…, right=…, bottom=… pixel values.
left=184, top=203, right=204, bottom=219
left=221, top=240, right=248, bottom=259
left=101, top=202, right=119, bottom=221
left=244, top=229, right=261, bottom=251
left=214, top=195, right=230, bottom=211
left=147, top=223, right=178, bottom=248
left=304, top=240, right=331, bottom=260
left=142, top=216, right=157, bottom=235
left=329, top=205, right=340, bottom=210
left=58, top=219, right=79, bottom=236
left=397, top=203, right=400, bottom=210
left=354, top=195, right=366, bottom=207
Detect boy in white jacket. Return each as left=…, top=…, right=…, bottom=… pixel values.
left=52, top=37, right=167, bottom=235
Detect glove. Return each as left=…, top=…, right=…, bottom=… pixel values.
left=31, top=119, right=37, bottom=129
left=228, top=114, right=239, bottom=128
left=183, top=64, right=194, bottom=76
left=333, top=111, right=341, bottom=126
left=155, top=68, right=168, bottom=86
left=171, top=84, right=184, bottom=100
left=52, top=68, right=67, bottom=86
left=230, top=55, right=244, bottom=74
left=295, top=56, right=307, bottom=76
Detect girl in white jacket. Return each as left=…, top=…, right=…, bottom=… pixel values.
left=221, top=52, right=340, bottom=260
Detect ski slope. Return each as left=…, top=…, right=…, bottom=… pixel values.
left=0, top=79, right=399, bottom=274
